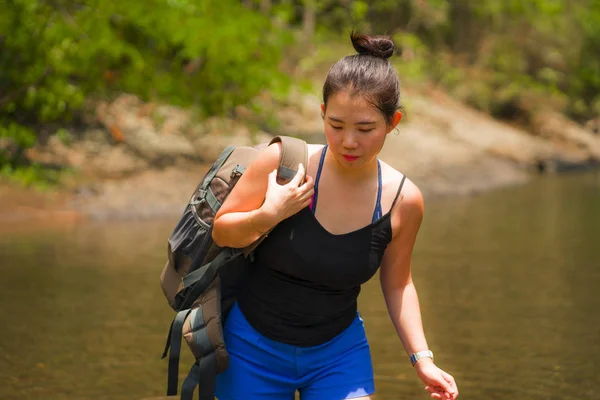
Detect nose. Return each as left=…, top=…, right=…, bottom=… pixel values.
left=342, top=132, right=359, bottom=149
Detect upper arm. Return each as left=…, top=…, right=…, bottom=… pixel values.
left=214, top=142, right=281, bottom=219
left=379, top=180, right=425, bottom=290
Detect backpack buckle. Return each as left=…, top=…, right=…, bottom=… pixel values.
left=190, top=189, right=206, bottom=205
left=231, top=165, right=246, bottom=178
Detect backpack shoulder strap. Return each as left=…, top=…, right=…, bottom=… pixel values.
left=269, top=135, right=308, bottom=183
left=242, top=136, right=307, bottom=257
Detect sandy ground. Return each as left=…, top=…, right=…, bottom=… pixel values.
left=0, top=165, right=207, bottom=228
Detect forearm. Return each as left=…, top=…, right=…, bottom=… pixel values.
left=383, top=281, right=429, bottom=356
left=212, top=206, right=278, bottom=248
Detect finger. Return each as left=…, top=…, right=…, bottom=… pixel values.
left=429, top=375, right=454, bottom=395
left=288, top=163, right=305, bottom=188
left=442, top=371, right=456, bottom=386
left=301, top=173, right=315, bottom=190
left=450, top=387, right=459, bottom=399
left=441, top=372, right=457, bottom=394
left=296, top=176, right=314, bottom=201
left=425, top=386, right=438, bottom=394
left=431, top=387, right=452, bottom=400
left=425, top=385, right=444, bottom=394
left=300, top=187, right=315, bottom=201
left=298, top=182, right=314, bottom=199
left=301, top=189, right=314, bottom=204
left=302, top=197, right=313, bottom=209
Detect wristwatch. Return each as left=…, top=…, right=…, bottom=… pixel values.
left=410, top=350, right=434, bottom=366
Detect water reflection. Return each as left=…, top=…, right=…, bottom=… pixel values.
left=0, top=220, right=180, bottom=400
left=361, top=172, right=600, bottom=400
left=0, top=172, right=598, bottom=400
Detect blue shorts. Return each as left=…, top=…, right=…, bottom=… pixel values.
left=215, top=302, right=375, bottom=400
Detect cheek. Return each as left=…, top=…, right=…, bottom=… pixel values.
left=323, top=126, right=342, bottom=145
left=360, top=131, right=387, bottom=150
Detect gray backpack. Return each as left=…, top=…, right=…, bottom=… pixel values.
left=160, top=135, right=308, bottom=400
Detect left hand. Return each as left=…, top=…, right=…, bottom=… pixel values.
left=414, top=359, right=459, bottom=399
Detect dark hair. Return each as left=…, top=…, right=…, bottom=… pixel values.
left=322, top=32, right=400, bottom=125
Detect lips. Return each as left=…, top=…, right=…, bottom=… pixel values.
left=342, top=155, right=359, bottom=162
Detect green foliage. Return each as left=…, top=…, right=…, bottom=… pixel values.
left=391, top=32, right=431, bottom=83
left=2, top=0, right=600, bottom=186
left=0, top=0, right=291, bottom=182
left=55, top=128, right=74, bottom=146
left=350, top=0, right=600, bottom=122
left=0, top=122, right=36, bottom=149
left=1, top=162, right=66, bottom=189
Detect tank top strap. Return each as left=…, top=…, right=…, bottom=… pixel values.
left=310, top=145, right=328, bottom=213
left=390, top=174, right=407, bottom=209
left=371, top=160, right=383, bottom=222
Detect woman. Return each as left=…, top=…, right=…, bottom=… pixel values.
left=211, top=32, right=459, bottom=400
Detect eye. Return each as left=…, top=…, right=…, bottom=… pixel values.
left=330, top=124, right=343, bottom=130
left=359, top=128, right=374, bottom=133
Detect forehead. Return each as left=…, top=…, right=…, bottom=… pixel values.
left=326, top=91, right=383, bottom=121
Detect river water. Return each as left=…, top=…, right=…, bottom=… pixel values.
left=1, top=172, right=599, bottom=400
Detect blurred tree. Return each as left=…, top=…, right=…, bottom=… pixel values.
left=0, top=0, right=291, bottom=170
left=357, top=0, right=600, bottom=122
left=302, top=0, right=316, bottom=40
left=261, top=0, right=273, bottom=13
left=2, top=0, right=600, bottom=179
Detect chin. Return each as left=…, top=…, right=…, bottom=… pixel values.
left=342, top=158, right=367, bottom=168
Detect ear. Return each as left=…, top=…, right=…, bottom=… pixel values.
left=387, top=111, right=403, bottom=134
left=393, top=111, right=403, bottom=126
left=320, top=103, right=326, bottom=115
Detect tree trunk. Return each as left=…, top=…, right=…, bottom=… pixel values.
left=448, top=1, right=485, bottom=61
left=260, top=0, right=271, bottom=14
left=302, top=0, right=316, bottom=42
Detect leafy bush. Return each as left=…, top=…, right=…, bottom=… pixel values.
left=0, top=0, right=291, bottom=176
left=361, top=0, right=600, bottom=122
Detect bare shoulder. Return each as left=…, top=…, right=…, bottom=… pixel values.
left=380, top=161, right=424, bottom=237
left=306, top=143, right=326, bottom=176
left=250, top=139, right=284, bottom=173
left=307, top=143, right=325, bottom=154
left=307, top=143, right=326, bottom=160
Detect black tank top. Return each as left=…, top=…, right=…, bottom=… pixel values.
left=237, top=147, right=406, bottom=346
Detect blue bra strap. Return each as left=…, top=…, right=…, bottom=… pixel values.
left=372, top=160, right=383, bottom=222
left=311, top=145, right=328, bottom=214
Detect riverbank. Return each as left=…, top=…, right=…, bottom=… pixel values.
left=1, top=84, right=599, bottom=225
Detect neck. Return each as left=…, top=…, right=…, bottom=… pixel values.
left=324, top=149, right=378, bottom=183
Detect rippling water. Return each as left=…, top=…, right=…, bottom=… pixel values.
left=1, top=172, right=599, bottom=400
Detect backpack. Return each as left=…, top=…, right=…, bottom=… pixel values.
left=159, top=135, right=308, bottom=400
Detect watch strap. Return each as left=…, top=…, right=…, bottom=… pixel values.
left=410, top=350, right=434, bottom=366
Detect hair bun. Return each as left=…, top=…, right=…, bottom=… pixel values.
left=351, top=32, right=395, bottom=60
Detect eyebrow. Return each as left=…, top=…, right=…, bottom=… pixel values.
left=328, top=116, right=376, bottom=125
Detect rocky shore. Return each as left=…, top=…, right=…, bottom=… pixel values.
left=1, top=85, right=599, bottom=224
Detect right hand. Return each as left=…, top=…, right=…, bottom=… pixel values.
left=416, top=360, right=458, bottom=400
left=261, top=163, right=315, bottom=224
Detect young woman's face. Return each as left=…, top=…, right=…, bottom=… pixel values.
left=322, top=90, right=400, bottom=170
